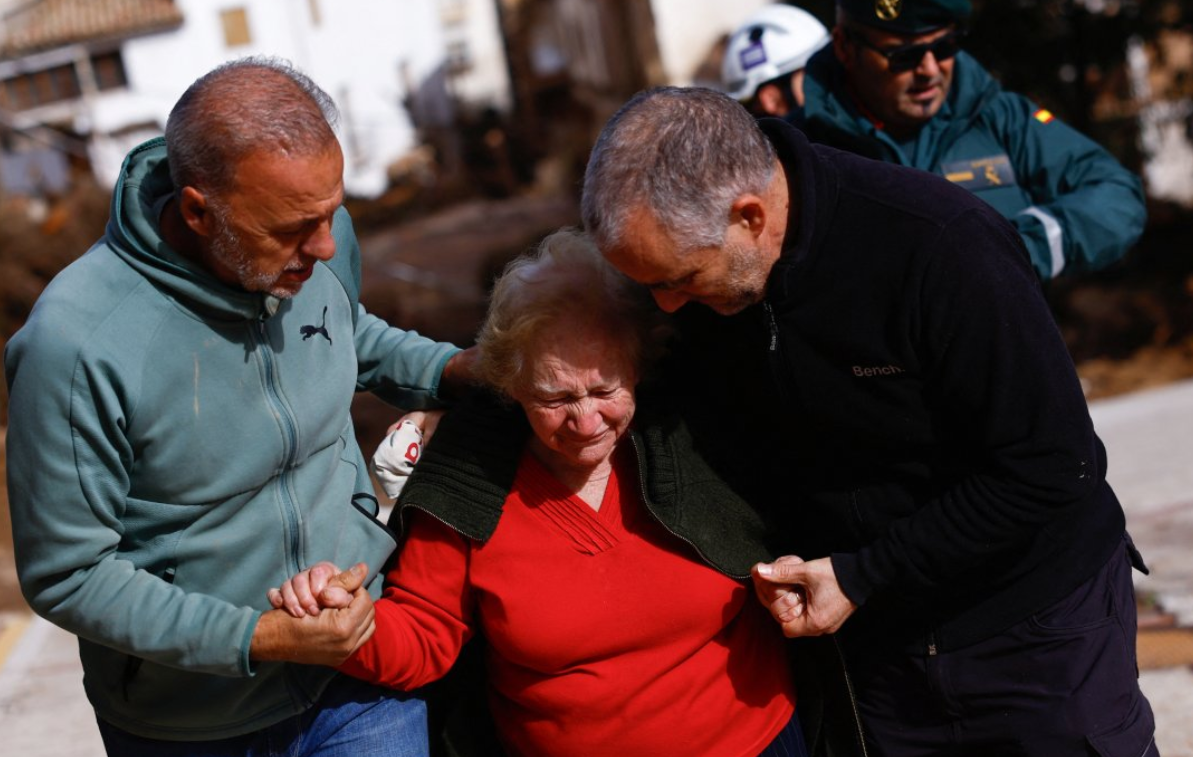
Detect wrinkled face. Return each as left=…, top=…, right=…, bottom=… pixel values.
left=205, top=144, right=345, bottom=299
left=604, top=207, right=773, bottom=315
left=511, top=324, right=638, bottom=471
left=836, top=24, right=957, bottom=137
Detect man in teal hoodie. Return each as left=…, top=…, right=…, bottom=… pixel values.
left=3, top=57, right=473, bottom=755
left=798, top=0, right=1146, bottom=281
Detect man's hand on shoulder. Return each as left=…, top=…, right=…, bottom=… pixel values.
left=437, top=345, right=479, bottom=401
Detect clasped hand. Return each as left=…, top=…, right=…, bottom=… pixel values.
left=750, top=555, right=858, bottom=637
left=251, top=562, right=374, bottom=667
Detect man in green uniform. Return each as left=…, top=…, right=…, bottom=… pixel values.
left=798, top=0, right=1145, bottom=280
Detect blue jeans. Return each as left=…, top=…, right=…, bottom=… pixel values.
left=96, top=674, right=429, bottom=757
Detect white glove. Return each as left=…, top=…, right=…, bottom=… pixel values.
left=372, top=420, right=424, bottom=500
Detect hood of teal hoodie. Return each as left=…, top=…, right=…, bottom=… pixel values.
left=107, top=137, right=279, bottom=323
left=800, top=49, right=1002, bottom=164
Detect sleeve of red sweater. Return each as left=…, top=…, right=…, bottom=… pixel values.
left=338, top=512, right=476, bottom=690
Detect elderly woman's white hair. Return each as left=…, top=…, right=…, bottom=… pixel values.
left=476, top=228, right=670, bottom=398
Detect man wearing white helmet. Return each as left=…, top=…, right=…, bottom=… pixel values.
left=722, top=4, right=831, bottom=118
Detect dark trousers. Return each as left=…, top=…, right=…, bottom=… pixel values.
left=846, top=537, right=1158, bottom=757
left=757, top=710, right=811, bottom=757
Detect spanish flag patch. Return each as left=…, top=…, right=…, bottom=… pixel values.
left=1034, top=109, right=1054, bottom=124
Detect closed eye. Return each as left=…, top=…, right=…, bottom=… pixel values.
left=650, top=275, right=694, bottom=293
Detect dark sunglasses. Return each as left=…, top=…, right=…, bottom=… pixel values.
left=846, top=29, right=964, bottom=73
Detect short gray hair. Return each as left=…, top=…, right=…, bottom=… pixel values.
left=581, top=86, right=776, bottom=254
left=476, top=228, right=669, bottom=398
left=165, top=56, right=340, bottom=195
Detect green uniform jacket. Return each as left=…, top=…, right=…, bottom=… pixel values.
left=799, top=49, right=1146, bottom=279
left=3, top=138, right=458, bottom=740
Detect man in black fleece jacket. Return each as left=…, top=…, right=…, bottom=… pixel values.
left=581, top=86, right=1157, bottom=757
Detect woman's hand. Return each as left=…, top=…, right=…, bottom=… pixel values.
left=751, top=555, right=807, bottom=626
left=252, top=563, right=376, bottom=666
left=268, top=561, right=355, bottom=617
left=751, top=556, right=857, bottom=637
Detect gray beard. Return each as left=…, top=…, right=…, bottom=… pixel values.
left=207, top=205, right=295, bottom=299
left=718, top=240, right=767, bottom=314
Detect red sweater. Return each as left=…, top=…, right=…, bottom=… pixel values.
left=342, top=446, right=795, bottom=757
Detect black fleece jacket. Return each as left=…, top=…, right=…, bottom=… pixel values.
left=668, top=120, right=1127, bottom=653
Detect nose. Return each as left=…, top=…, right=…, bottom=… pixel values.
left=566, top=399, right=603, bottom=437
left=651, top=289, right=690, bottom=313
left=914, top=50, right=942, bottom=77
left=302, top=219, right=337, bottom=261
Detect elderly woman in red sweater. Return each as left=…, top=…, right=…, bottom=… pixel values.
left=270, top=229, right=805, bottom=757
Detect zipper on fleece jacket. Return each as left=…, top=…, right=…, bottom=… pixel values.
left=832, top=635, right=872, bottom=757
left=762, top=301, right=796, bottom=409
left=761, top=302, right=870, bottom=756
left=253, top=317, right=305, bottom=576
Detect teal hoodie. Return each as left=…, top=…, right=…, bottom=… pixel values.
left=799, top=49, right=1146, bottom=279
left=3, top=138, right=458, bottom=740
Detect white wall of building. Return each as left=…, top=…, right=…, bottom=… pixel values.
left=441, top=0, right=511, bottom=112
left=649, top=0, right=772, bottom=86
left=86, top=0, right=452, bottom=197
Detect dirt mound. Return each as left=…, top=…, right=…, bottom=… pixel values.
left=1051, top=203, right=1193, bottom=399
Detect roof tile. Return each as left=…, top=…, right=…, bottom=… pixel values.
left=1, top=0, right=183, bottom=58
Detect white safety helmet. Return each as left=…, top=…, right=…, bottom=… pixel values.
left=722, top=4, right=831, bottom=102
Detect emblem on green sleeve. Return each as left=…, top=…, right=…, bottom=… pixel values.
left=941, top=155, right=1017, bottom=190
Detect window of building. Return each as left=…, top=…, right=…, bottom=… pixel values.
left=32, top=69, right=55, bottom=103
left=5, top=76, right=34, bottom=110
left=221, top=7, right=252, bottom=48
left=0, top=63, right=81, bottom=111
left=92, top=51, right=128, bottom=91
left=50, top=64, right=81, bottom=100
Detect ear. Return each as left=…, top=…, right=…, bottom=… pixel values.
left=755, top=83, right=788, bottom=117
left=832, top=26, right=854, bottom=71
left=790, top=70, right=807, bottom=108
left=730, top=194, right=768, bottom=240
left=177, top=186, right=214, bottom=238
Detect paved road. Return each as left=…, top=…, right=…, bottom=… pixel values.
left=1090, top=379, right=1193, bottom=756
left=2, top=379, right=1192, bottom=755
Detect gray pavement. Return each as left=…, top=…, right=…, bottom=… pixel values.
left=2, top=379, right=1192, bottom=756
left=1092, top=380, right=1193, bottom=629
left=1091, top=379, right=1193, bottom=756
